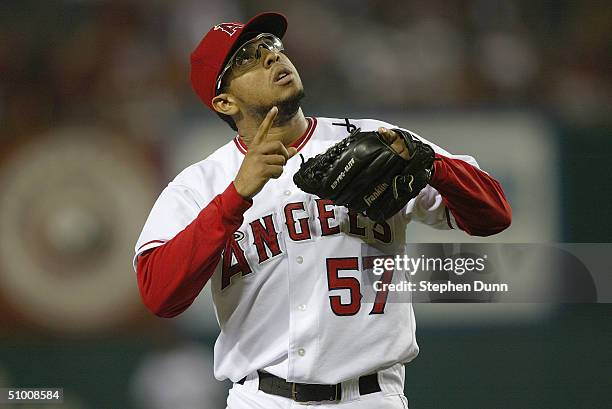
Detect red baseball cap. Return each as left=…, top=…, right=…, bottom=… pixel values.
left=190, top=12, right=288, bottom=111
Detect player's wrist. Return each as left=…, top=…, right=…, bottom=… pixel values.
left=232, top=179, right=253, bottom=200
left=225, top=181, right=253, bottom=209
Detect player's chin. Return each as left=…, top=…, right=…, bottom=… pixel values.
left=274, top=81, right=304, bottom=101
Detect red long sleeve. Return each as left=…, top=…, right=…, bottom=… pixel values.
left=430, top=154, right=511, bottom=236
left=136, top=182, right=252, bottom=318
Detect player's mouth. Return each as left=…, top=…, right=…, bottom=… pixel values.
left=273, top=67, right=293, bottom=85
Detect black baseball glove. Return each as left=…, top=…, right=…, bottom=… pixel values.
left=293, top=127, right=436, bottom=223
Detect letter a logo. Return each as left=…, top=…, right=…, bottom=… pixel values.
left=214, top=23, right=243, bottom=36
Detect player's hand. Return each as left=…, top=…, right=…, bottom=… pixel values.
left=378, top=127, right=411, bottom=160
left=234, top=107, right=298, bottom=199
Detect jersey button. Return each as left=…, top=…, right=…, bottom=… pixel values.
left=296, top=256, right=303, bottom=264
left=298, top=304, right=307, bottom=311
left=297, top=348, right=306, bottom=356
left=284, top=190, right=291, bottom=196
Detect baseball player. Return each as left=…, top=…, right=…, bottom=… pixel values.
left=134, top=12, right=511, bottom=409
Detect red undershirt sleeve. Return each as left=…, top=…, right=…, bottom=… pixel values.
left=430, top=154, right=512, bottom=237
left=136, top=182, right=252, bottom=317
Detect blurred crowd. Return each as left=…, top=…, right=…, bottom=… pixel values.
left=1, top=0, right=610, bottom=146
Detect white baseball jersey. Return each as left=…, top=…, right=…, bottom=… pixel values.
left=134, top=116, right=479, bottom=384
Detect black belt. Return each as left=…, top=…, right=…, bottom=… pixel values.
left=237, top=370, right=381, bottom=403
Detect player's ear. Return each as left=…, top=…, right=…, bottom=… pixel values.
left=212, top=93, right=239, bottom=116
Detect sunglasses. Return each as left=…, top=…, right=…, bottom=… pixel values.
left=215, top=33, right=284, bottom=94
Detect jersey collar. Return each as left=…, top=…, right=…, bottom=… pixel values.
left=233, top=117, right=317, bottom=155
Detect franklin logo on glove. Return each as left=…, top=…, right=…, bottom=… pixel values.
left=364, top=182, right=389, bottom=207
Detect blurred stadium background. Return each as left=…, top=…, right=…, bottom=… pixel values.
left=0, top=0, right=610, bottom=408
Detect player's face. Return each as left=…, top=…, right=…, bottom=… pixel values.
left=222, top=35, right=304, bottom=116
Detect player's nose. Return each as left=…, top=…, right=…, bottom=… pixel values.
left=263, top=49, right=281, bottom=69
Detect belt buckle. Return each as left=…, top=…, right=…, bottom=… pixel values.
left=291, top=382, right=341, bottom=403
left=291, top=383, right=308, bottom=403
left=291, top=383, right=298, bottom=401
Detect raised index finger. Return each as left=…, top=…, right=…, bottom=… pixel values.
left=253, top=106, right=278, bottom=146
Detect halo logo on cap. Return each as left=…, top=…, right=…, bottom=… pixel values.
left=213, top=23, right=243, bottom=36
